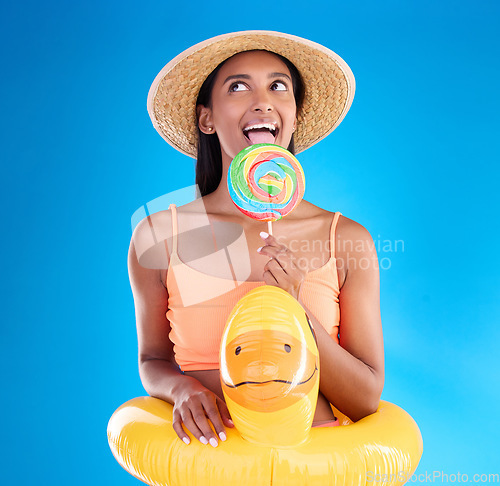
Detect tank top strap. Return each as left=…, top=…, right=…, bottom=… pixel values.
left=169, top=203, right=178, bottom=255
left=329, top=212, right=342, bottom=259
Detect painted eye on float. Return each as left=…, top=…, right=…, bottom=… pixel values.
left=284, top=344, right=291, bottom=353
left=235, top=346, right=242, bottom=355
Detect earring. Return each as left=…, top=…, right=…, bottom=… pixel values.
left=207, top=127, right=213, bottom=132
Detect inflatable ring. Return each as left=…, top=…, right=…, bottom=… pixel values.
left=109, top=287, right=423, bottom=484
left=108, top=398, right=422, bottom=485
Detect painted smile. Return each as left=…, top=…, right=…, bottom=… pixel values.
left=223, top=365, right=317, bottom=388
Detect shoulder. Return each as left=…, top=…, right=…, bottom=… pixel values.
left=132, top=207, right=172, bottom=235
left=336, top=215, right=375, bottom=248
left=130, top=196, right=209, bottom=249
left=131, top=207, right=174, bottom=249
left=335, top=215, right=379, bottom=288
left=129, top=197, right=219, bottom=270
left=130, top=208, right=174, bottom=270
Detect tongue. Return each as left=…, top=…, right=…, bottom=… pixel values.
left=246, top=129, right=276, bottom=145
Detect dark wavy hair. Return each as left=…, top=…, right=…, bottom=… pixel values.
left=195, top=51, right=305, bottom=197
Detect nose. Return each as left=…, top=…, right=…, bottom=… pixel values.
left=251, top=88, right=274, bottom=113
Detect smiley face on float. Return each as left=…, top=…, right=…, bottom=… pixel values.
left=221, top=328, right=318, bottom=412
left=219, top=286, right=320, bottom=446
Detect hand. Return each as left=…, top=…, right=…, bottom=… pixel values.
left=171, top=376, right=234, bottom=446
left=257, top=231, right=306, bottom=301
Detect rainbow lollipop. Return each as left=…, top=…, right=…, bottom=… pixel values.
left=228, top=144, right=305, bottom=234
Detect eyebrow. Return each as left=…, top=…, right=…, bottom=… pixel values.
left=222, top=72, right=292, bottom=85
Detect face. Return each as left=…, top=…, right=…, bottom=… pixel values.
left=198, top=51, right=297, bottom=164
left=221, top=329, right=318, bottom=412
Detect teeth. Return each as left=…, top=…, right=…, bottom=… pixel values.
left=243, top=123, right=277, bottom=134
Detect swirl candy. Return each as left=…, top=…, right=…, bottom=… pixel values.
left=228, top=144, right=305, bottom=223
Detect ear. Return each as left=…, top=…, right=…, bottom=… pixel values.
left=197, top=105, right=215, bottom=134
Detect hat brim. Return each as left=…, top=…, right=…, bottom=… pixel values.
left=147, top=31, right=355, bottom=158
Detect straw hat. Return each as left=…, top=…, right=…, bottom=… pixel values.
left=147, top=31, right=355, bottom=158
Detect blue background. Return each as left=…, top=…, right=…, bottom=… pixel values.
left=1, top=0, right=498, bottom=483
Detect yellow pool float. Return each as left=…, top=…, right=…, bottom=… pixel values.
left=108, top=286, right=423, bottom=485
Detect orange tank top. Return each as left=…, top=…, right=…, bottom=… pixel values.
left=165, top=204, right=341, bottom=371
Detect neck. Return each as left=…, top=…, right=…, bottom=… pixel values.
left=201, top=153, right=240, bottom=215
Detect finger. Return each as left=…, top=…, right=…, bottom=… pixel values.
left=263, top=260, right=302, bottom=298
left=259, top=234, right=286, bottom=253
left=264, top=258, right=290, bottom=281
left=216, top=398, right=235, bottom=429
left=200, top=395, right=228, bottom=444
left=172, top=410, right=196, bottom=445
left=179, top=407, right=210, bottom=446
left=263, top=267, right=280, bottom=287
left=259, top=231, right=282, bottom=248
left=258, top=248, right=294, bottom=275
left=263, top=263, right=289, bottom=288
left=191, top=401, right=220, bottom=448
left=258, top=243, right=289, bottom=259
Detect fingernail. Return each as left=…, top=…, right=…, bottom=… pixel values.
left=200, top=436, right=208, bottom=445
left=182, top=437, right=190, bottom=445
left=219, top=431, right=227, bottom=441
left=260, top=231, right=269, bottom=239
left=257, top=246, right=263, bottom=252
left=228, top=419, right=234, bottom=425
left=209, top=437, right=218, bottom=448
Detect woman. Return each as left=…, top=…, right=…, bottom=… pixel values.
left=129, top=32, right=384, bottom=449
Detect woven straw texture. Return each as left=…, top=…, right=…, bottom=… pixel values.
left=148, top=31, right=355, bottom=158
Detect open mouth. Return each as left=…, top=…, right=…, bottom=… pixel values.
left=243, top=123, right=279, bottom=145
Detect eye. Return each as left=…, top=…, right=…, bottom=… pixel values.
left=229, top=82, right=249, bottom=92
left=284, top=344, right=291, bottom=353
left=270, top=80, right=288, bottom=91
left=235, top=346, right=241, bottom=355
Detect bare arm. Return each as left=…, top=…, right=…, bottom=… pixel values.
left=128, top=216, right=233, bottom=446
left=128, top=217, right=185, bottom=400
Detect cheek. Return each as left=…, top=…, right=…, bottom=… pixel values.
left=211, top=92, right=240, bottom=119
left=286, top=100, right=298, bottom=121
left=212, top=105, right=241, bottom=135
left=276, top=99, right=297, bottom=124
left=212, top=108, right=245, bottom=156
